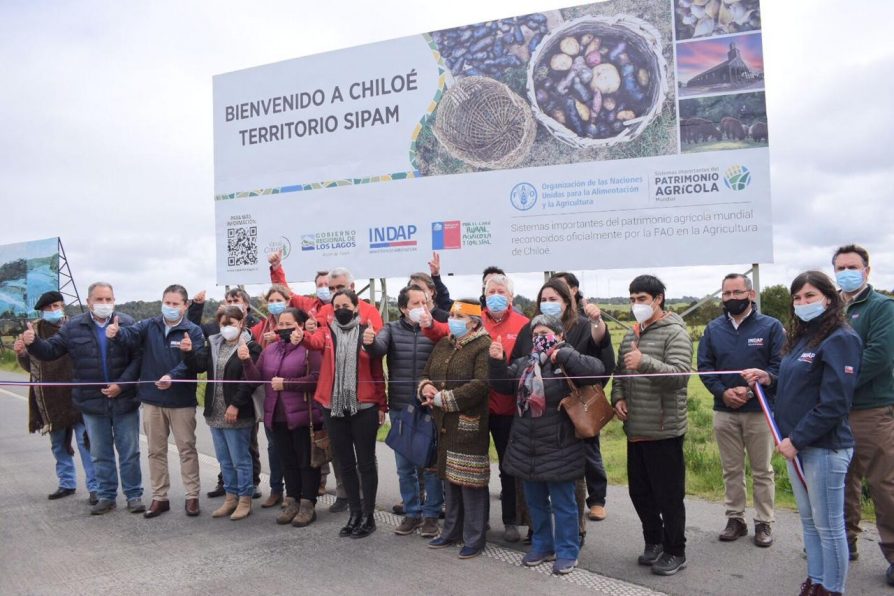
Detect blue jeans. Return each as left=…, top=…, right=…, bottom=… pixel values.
left=82, top=409, right=142, bottom=501
left=390, top=412, right=444, bottom=518
left=50, top=421, right=98, bottom=492
left=524, top=480, right=580, bottom=560
left=264, top=425, right=284, bottom=494
left=789, top=446, right=853, bottom=593
left=210, top=426, right=254, bottom=497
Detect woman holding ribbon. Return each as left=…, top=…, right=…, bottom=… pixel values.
left=489, top=314, right=605, bottom=574
left=419, top=299, right=492, bottom=559
left=743, top=271, right=862, bottom=596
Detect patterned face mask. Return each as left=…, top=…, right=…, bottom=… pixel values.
left=532, top=333, right=559, bottom=354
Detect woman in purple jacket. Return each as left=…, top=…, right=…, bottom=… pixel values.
left=244, top=307, right=322, bottom=527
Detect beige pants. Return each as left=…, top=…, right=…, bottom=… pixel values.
left=713, top=410, right=775, bottom=523
left=143, top=404, right=200, bottom=500
left=845, top=405, right=894, bottom=562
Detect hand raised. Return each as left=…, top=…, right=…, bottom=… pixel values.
left=290, top=328, right=304, bottom=345
left=304, top=317, right=318, bottom=333
left=22, top=322, right=35, bottom=346
left=179, top=333, right=192, bottom=352
left=237, top=337, right=250, bottom=361
left=584, top=302, right=602, bottom=322
left=362, top=326, right=376, bottom=346
left=428, top=252, right=441, bottom=276
left=418, top=310, right=433, bottom=329
left=623, top=340, right=642, bottom=370
left=488, top=335, right=504, bottom=359
left=13, top=335, right=26, bottom=354
left=263, top=330, right=278, bottom=344
left=105, top=316, right=120, bottom=339
left=193, top=290, right=206, bottom=305
left=268, top=250, right=282, bottom=269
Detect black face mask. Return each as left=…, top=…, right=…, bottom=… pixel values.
left=723, top=297, right=750, bottom=316
left=334, top=309, right=355, bottom=325
left=278, top=328, right=295, bottom=342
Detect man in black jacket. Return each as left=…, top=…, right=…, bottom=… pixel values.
left=25, top=282, right=144, bottom=515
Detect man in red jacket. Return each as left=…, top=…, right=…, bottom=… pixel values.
left=268, top=251, right=330, bottom=317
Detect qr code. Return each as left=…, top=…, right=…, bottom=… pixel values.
left=227, top=226, right=258, bottom=266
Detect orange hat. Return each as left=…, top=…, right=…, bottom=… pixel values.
left=450, top=300, right=482, bottom=317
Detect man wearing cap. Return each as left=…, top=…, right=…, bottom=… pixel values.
left=24, top=282, right=144, bottom=515
left=14, top=291, right=98, bottom=503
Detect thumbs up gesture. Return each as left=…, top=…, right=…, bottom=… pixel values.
left=268, top=249, right=282, bottom=269
left=237, top=337, right=250, bottom=360
left=362, top=326, right=376, bottom=346
left=623, top=339, right=643, bottom=371
left=179, top=332, right=192, bottom=352
left=304, top=317, right=317, bottom=333
left=13, top=334, right=26, bottom=354
left=489, top=335, right=504, bottom=360
left=192, top=290, right=206, bottom=305
left=290, top=327, right=304, bottom=345
left=105, top=316, right=120, bottom=339
left=22, top=322, right=36, bottom=346
left=418, top=310, right=433, bottom=329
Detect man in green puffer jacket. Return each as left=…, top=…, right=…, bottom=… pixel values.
left=832, top=245, right=894, bottom=585
left=611, top=275, right=693, bottom=577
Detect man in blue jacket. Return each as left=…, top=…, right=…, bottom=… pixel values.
left=698, top=273, right=785, bottom=547
left=833, top=245, right=894, bottom=585
left=25, top=282, right=144, bottom=515
left=108, top=284, right=206, bottom=518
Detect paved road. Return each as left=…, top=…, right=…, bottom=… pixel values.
left=0, top=371, right=889, bottom=595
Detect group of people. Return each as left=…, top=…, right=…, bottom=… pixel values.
left=12, top=244, right=894, bottom=591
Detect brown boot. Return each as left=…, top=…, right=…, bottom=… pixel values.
left=230, top=496, right=252, bottom=521
left=277, top=500, right=300, bottom=525
left=212, top=494, right=238, bottom=518
left=292, top=499, right=317, bottom=527
left=261, top=491, right=283, bottom=508
left=719, top=517, right=747, bottom=541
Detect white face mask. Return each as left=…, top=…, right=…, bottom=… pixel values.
left=408, top=307, right=426, bottom=323
left=92, top=303, right=115, bottom=319
left=220, top=325, right=240, bottom=341
left=631, top=302, right=654, bottom=325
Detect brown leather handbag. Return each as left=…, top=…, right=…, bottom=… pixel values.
left=306, top=391, right=332, bottom=468
left=558, top=377, right=614, bottom=438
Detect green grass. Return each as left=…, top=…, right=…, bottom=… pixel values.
left=0, top=348, right=21, bottom=373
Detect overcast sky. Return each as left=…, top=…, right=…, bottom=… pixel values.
left=2, top=0, right=893, bottom=305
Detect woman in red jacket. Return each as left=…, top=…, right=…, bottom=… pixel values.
left=302, top=289, right=386, bottom=539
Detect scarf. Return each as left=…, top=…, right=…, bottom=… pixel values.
left=330, top=317, right=361, bottom=417
left=517, top=341, right=563, bottom=418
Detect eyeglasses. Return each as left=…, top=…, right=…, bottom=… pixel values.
left=721, top=290, right=749, bottom=299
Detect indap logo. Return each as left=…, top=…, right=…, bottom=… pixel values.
left=723, top=165, right=752, bottom=191
left=368, top=225, right=418, bottom=250
left=264, top=236, right=291, bottom=259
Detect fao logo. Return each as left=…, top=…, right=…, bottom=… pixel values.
left=723, top=165, right=751, bottom=191
left=510, top=183, right=537, bottom=211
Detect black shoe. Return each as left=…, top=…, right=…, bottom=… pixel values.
left=48, top=487, right=76, bottom=500
left=438, top=507, right=445, bottom=520
left=651, top=553, right=686, bottom=576
left=579, top=532, right=586, bottom=548
left=847, top=539, right=858, bottom=561
left=886, top=562, right=894, bottom=587
left=88, top=491, right=99, bottom=506
left=638, top=543, right=664, bottom=566
left=329, top=497, right=348, bottom=513
left=252, top=486, right=262, bottom=499
left=351, top=514, right=376, bottom=539
left=206, top=484, right=225, bottom=498
left=339, top=513, right=362, bottom=537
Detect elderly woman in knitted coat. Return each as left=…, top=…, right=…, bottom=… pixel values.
left=489, top=314, right=605, bottom=575
left=419, top=299, right=492, bottom=559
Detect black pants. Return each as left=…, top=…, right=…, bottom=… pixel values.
left=217, top=422, right=261, bottom=487
left=489, top=414, right=517, bottom=524
left=628, top=436, right=687, bottom=556
left=442, top=481, right=489, bottom=550
left=323, top=407, right=379, bottom=515
left=272, top=422, right=321, bottom=503
left=584, top=433, right=608, bottom=507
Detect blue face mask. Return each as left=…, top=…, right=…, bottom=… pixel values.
left=42, top=309, right=64, bottom=324
left=794, top=300, right=826, bottom=322
left=540, top=301, right=562, bottom=317
left=316, top=287, right=332, bottom=303
left=448, top=317, right=469, bottom=338
left=835, top=269, right=864, bottom=293
left=268, top=302, right=286, bottom=316
left=161, top=305, right=182, bottom=322
left=485, top=294, right=509, bottom=313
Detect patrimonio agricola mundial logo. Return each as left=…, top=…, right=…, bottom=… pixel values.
left=723, top=165, right=751, bottom=191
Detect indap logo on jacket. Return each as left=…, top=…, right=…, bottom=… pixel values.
left=368, top=225, right=418, bottom=251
